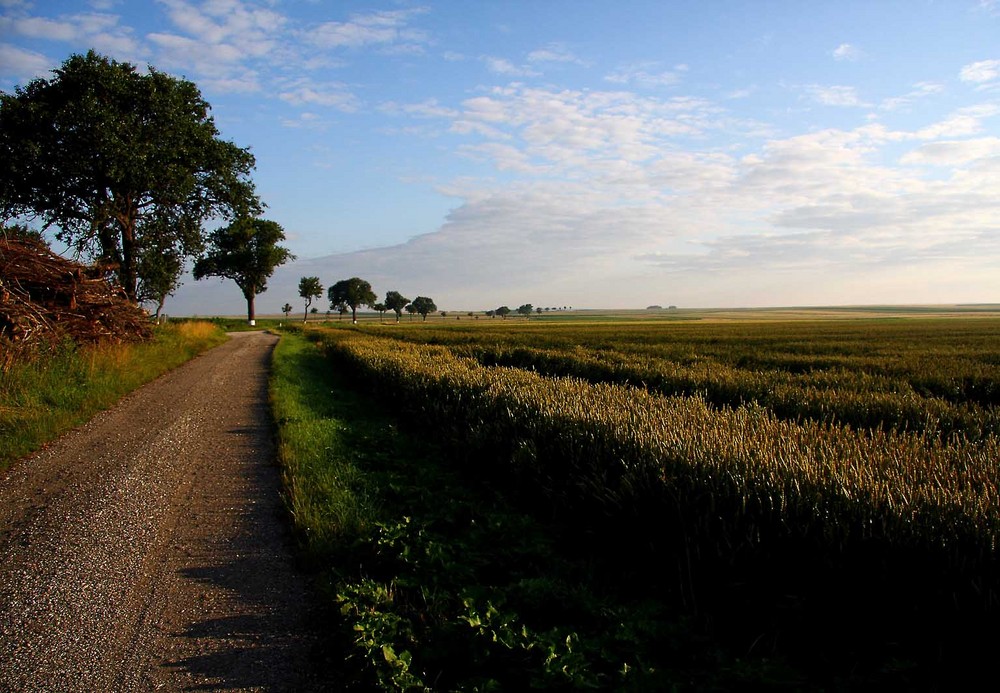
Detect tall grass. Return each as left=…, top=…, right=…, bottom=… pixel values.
left=0, top=320, right=227, bottom=468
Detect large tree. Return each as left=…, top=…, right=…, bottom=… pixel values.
left=298, top=276, right=322, bottom=322
left=328, top=277, right=376, bottom=324
left=411, top=296, right=437, bottom=321
left=193, top=217, right=294, bottom=326
left=0, top=50, right=259, bottom=302
left=384, top=290, right=410, bottom=323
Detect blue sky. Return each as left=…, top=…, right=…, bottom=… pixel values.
left=2, top=0, right=999, bottom=313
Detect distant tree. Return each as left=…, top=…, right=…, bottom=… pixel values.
left=517, top=303, right=533, bottom=317
left=193, top=217, right=294, bottom=326
left=328, top=277, right=377, bottom=324
left=373, top=302, right=387, bottom=322
left=338, top=304, right=349, bottom=320
left=411, top=296, right=437, bottom=321
left=440, top=311, right=448, bottom=318
left=298, top=276, right=322, bottom=322
left=485, top=310, right=495, bottom=318
left=0, top=50, right=259, bottom=302
left=281, top=303, right=293, bottom=319
left=405, top=303, right=417, bottom=320
left=310, top=306, right=318, bottom=314
left=536, top=306, right=543, bottom=314
left=384, top=290, right=410, bottom=323
left=496, top=306, right=511, bottom=320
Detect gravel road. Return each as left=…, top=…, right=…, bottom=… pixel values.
left=0, top=331, right=327, bottom=692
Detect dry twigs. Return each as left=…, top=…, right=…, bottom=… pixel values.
left=0, top=237, right=151, bottom=351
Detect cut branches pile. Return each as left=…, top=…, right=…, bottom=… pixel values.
left=0, top=237, right=151, bottom=349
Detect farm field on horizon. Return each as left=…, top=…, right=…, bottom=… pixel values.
left=214, top=302, right=1000, bottom=326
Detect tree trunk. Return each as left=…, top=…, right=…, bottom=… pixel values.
left=116, top=198, right=140, bottom=303
left=245, top=291, right=256, bottom=326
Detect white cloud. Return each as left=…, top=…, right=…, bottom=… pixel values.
left=148, top=31, right=244, bottom=73
left=306, top=8, right=428, bottom=50
left=527, top=43, right=584, bottom=65
left=804, top=84, right=869, bottom=107
left=914, top=104, right=999, bottom=139
left=203, top=70, right=260, bottom=93
left=0, top=43, right=52, bottom=82
left=381, top=98, right=458, bottom=119
left=727, top=86, right=756, bottom=99
left=605, top=62, right=686, bottom=88
left=0, top=10, right=140, bottom=58
left=7, top=16, right=79, bottom=40
left=280, top=112, right=328, bottom=130
left=482, top=56, right=539, bottom=77
left=900, top=137, right=1000, bottom=166
left=278, top=79, right=359, bottom=111
left=880, top=81, right=943, bottom=111
left=157, top=0, right=285, bottom=45
left=832, top=43, right=862, bottom=61
left=960, top=59, right=1000, bottom=85
left=336, top=101, right=1000, bottom=307
left=978, top=0, right=999, bottom=14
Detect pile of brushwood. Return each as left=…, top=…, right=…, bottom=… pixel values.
left=0, top=236, right=151, bottom=351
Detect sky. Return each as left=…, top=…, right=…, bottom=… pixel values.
left=1, top=0, right=999, bottom=314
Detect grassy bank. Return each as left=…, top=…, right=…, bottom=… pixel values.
left=0, top=320, right=227, bottom=469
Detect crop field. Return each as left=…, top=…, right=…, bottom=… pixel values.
left=281, top=313, right=1000, bottom=689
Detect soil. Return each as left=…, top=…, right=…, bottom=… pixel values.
left=0, top=331, right=330, bottom=692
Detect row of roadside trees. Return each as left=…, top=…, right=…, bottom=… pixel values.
left=293, top=277, right=437, bottom=324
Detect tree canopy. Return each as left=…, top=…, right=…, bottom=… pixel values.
left=517, top=303, right=534, bottom=317
left=411, top=296, right=437, bottom=321
left=384, top=290, right=411, bottom=323
left=0, top=50, right=259, bottom=302
left=193, top=217, right=293, bottom=325
left=328, top=277, right=376, bottom=324
left=298, top=276, right=322, bottom=322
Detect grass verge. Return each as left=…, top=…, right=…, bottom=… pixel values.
left=0, top=320, right=227, bottom=469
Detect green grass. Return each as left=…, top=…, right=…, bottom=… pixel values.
left=269, top=327, right=382, bottom=564
left=0, top=320, right=227, bottom=469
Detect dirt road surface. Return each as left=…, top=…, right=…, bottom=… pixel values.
left=0, top=331, right=328, bottom=692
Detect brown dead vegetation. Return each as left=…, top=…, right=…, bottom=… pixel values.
left=0, top=237, right=151, bottom=353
